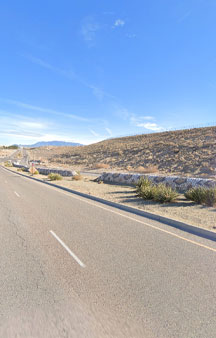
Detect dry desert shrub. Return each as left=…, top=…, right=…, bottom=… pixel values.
left=95, top=163, right=109, bottom=169
left=135, top=165, right=158, bottom=173
left=185, top=187, right=216, bottom=207
left=17, top=167, right=26, bottom=172
left=126, top=165, right=133, bottom=171
left=48, top=173, right=62, bottom=181
left=72, top=174, right=83, bottom=181
left=136, top=177, right=179, bottom=203
left=4, top=161, right=13, bottom=167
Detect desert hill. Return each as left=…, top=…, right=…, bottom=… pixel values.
left=27, top=126, right=216, bottom=178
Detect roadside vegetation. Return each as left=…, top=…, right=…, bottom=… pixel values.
left=95, top=163, right=109, bottom=169
left=48, top=173, right=62, bottom=181
left=17, top=167, right=26, bottom=172
left=4, top=161, right=13, bottom=167
left=72, top=174, right=83, bottom=181
left=137, top=177, right=216, bottom=207
left=136, top=177, right=179, bottom=203
left=2, top=145, right=18, bottom=149
left=185, top=187, right=216, bottom=207
left=133, top=165, right=158, bottom=174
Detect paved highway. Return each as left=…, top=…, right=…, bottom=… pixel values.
left=0, top=166, right=216, bottom=337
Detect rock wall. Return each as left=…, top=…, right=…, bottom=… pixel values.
left=35, top=167, right=77, bottom=177
left=12, top=162, right=29, bottom=171
left=98, top=172, right=216, bottom=192
left=12, top=162, right=77, bottom=177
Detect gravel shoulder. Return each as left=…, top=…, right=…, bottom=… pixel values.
left=6, top=166, right=216, bottom=232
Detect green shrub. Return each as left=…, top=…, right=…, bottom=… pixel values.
left=136, top=178, right=178, bottom=203
left=153, top=184, right=179, bottom=203
left=4, top=161, right=13, bottom=167
left=136, top=177, right=152, bottom=195
left=48, top=173, right=62, bottom=181
left=3, top=145, right=18, bottom=149
left=185, top=187, right=216, bottom=207
left=204, top=188, right=216, bottom=207
left=184, top=187, right=207, bottom=204
left=139, top=185, right=156, bottom=200
left=33, top=169, right=39, bottom=175
left=17, top=167, right=27, bottom=172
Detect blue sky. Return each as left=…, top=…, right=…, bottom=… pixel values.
left=0, top=0, right=216, bottom=145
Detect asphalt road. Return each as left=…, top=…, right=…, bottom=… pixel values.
left=0, top=166, right=216, bottom=337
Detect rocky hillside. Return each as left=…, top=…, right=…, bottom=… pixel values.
left=27, top=126, right=216, bottom=178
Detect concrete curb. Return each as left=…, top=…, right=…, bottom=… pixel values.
left=2, top=165, right=216, bottom=242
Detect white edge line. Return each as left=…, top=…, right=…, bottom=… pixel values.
left=50, top=192, right=216, bottom=253
left=2, top=166, right=216, bottom=253
left=50, top=230, right=86, bottom=268
left=14, top=191, right=20, bottom=197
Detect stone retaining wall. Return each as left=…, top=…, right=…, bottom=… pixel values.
left=98, top=172, right=216, bottom=192
left=12, top=162, right=29, bottom=171
left=12, top=162, right=77, bottom=177
left=36, top=167, right=77, bottom=177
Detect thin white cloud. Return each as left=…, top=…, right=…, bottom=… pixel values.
left=22, top=54, right=112, bottom=101
left=89, top=129, right=99, bottom=137
left=113, top=107, right=130, bottom=120
left=36, top=133, right=79, bottom=143
left=136, top=123, right=164, bottom=131
left=81, top=17, right=99, bottom=45
left=0, top=114, right=84, bottom=144
left=126, top=34, right=136, bottom=39
left=141, top=116, right=155, bottom=120
left=130, top=115, right=155, bottom=124
left=129, top=113, right=163, bottom=131
left=0, top=115, right=47, bottom=139
left=105, top=127, right=112, bottom=136
left=178, top=11, right=192, bottom=23
left=114, top=19, right=125, bottom=27
left=18, top=121, right=46, bottom=129
left=88, top=85, right=106, bottom=101
left=1, top=98, right=90, bottom=122
left=21, top=54, right=76, bottom=79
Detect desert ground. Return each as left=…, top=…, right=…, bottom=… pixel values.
left=27, top=126, right=216, bottom=178
left=0, top=148, right=16, bottom=158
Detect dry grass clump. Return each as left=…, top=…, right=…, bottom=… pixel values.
left=72, top=174, right=83, bottom=181
left=95, top=163, right=109, bottom=169
left=185, top=187, right=216, bottom=206
left=153, top=184, right=179, bottom=203
left=48, top=173, right=62, bottom=181
left=17, top=167, right=26, bottom=172
left=135, top=165, right=158, bottom=173
left=136, top=177, right=179, bottom=203
left=4, top=161, right=13, bottom=167
left=126, top=165, right=133, bottom=171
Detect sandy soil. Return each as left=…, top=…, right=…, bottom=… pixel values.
left=7, top=166, right=216, bottom=232
left=0, top=149, right=15, bottom=158
left=27, top=126, right=216, bottom=178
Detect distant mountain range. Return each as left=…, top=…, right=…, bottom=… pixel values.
left=20, top=141, right=83, bottom=148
